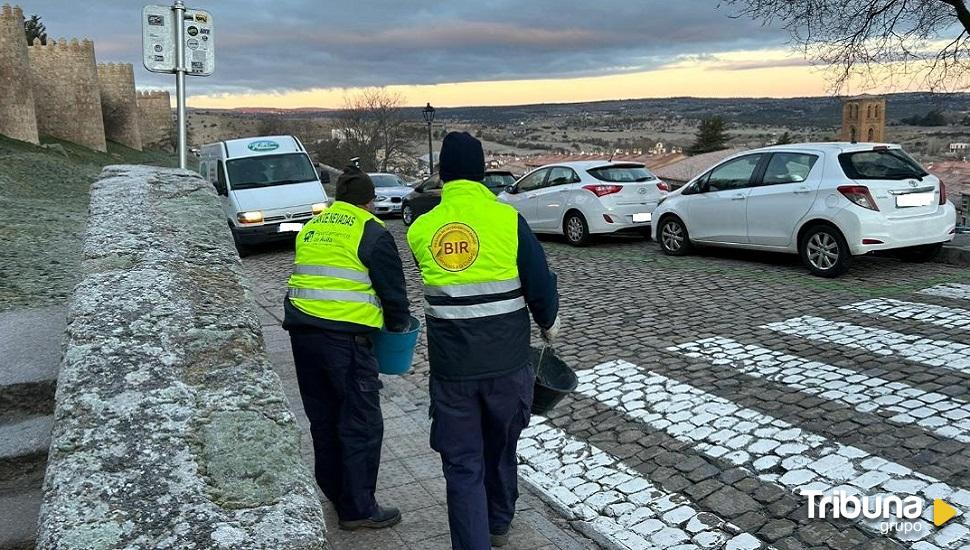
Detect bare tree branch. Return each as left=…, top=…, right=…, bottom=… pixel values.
left=719, top=0, right=970, bottom=92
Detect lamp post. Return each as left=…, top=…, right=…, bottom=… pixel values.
left=422, top=102, right=436, bottom=175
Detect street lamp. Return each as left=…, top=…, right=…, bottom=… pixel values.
left=422, top=102, right=436, bottom=174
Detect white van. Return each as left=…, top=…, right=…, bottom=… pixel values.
left=197, top=135, right=329, bottom=251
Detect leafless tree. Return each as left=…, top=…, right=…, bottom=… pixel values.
left=338, top=88, right=410, bottom=172
left=720, top=0, right=970, bottom=92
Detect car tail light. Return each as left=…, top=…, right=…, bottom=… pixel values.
left=583, top=184, right=623, bottom=197
left=838, top=185, right=879, bottom=211
left=940, top=181, right=947, bottom=205
left=657, top=181, right=670, bottom=192
left=603, top=214, right=614, bottom=224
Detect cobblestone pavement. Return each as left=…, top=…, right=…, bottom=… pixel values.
left=242, top=220, right=970, bottom=550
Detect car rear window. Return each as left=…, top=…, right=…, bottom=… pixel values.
left=588, top=165, right=657, bottom=183
left=838, top=149, right=929, bottom=180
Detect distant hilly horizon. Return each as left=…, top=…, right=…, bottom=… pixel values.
left=197, top=91, right=970, bottom=129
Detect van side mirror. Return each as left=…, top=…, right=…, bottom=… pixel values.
left=214, top=182, right=228, bottom=196
left=319, top=171, right=331, bottom=184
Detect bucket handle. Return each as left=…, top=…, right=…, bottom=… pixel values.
left=536, top=343, right=551, bottom=380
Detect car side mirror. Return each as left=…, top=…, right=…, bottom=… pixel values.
left=506, top=185, right=517, bottom=194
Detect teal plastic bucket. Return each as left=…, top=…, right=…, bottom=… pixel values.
left=373, top=316, right=421, bottom=375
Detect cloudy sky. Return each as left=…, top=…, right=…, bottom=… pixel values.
left=20, top=1, right=902, bottom=107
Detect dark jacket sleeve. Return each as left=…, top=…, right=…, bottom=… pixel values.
left=360, top=220, right=412, bottom=332
left=516, top=215, right=559, bottom=329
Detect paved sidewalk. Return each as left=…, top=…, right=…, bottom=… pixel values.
left=254, top=302, right=598, bottom=550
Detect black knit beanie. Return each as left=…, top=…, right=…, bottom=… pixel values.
left=439, top=132, right=485, bottom=183
left=335, top=165, right=376, bottom=205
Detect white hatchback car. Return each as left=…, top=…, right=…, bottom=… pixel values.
left=652, top=143, right=956, bottom=277
left=499, top=162, right=668, bottom=246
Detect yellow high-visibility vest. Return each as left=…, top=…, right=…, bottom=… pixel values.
left=288, top=201, right=384, bottom=328
left=407, top=180, right=522, bottom=320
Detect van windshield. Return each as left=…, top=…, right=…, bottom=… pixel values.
left=226, top=153, right=318, bottom=190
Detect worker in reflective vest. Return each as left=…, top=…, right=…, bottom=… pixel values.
left=283, top=166, right=411, bottom=531
left=407, top=132, right=560, bottom=550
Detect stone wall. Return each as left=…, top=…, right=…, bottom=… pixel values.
left=97, top=63, right=142, bottom=150
left=38, top=165, right=328, bottom=549
left=841, top=96, right=887, bottom=143
left=28, top=37, right=106, bottom=152
left=138, top=90, right=174, bottom=151
left=0, top=4, right=39, bottom=144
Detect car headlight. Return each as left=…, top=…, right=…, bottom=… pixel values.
left=312, top=202, right=327, bottom=215
left=237, top=211, right=263, bottom=224
left=375, top=196, right=389, bottom=202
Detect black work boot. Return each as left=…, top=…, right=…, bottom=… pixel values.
left=338, top=505, right=402, bottom=531
left=490, top=526, right=510, bottom=547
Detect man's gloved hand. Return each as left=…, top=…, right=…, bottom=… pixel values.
left=540, top=316, right=561, bottom=345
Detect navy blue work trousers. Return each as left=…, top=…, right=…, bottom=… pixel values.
left=290, top=329, right=384, bottom=521
left=430, top=366, right=534, bottom=550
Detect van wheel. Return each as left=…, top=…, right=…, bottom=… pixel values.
left=230, top=226, right=252, bottom=258
left=563, top=212, right=591, bottom=246
left=402, top=204, right=415, bottom=226
left=896, top=243, right=942, bottom=263
left=659, top=217, right=691, bottom=256
left=800, top=225, right=851, bottom=277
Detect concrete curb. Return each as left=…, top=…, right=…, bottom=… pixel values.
left=936, top=244, right=970, bottom=267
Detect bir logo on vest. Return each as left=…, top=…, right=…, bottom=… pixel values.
left=430, top=223, right=480, bottom=272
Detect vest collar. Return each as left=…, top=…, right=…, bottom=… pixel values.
left=441, top=179, right=496, bottom=202
left=328, top=201, right=384, bottom=225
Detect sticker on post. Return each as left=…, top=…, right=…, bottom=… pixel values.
left=632, top=212, right=652, bottom=223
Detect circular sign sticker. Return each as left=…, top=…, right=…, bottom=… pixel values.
left=430, top=223, right=480, bottom=272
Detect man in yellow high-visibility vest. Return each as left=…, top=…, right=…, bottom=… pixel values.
left=283, top=166, right=411, bottom=531
left=407, top=133, right=560, bottom=549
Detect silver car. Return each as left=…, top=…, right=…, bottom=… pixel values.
left=368, top=173, right=413, bottom=216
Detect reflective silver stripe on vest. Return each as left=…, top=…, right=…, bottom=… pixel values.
left=293, top=265, right=372, bottom=285
left=289, top=288, right=381, bottom=307
left=423, top=277, right=522, bottom=299
left=423, top=297, right=526, bottom=320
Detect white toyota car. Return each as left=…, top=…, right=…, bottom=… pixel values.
left=652, top=143, right=956, bottom=277
left=499, top=161, right=668, bottom=246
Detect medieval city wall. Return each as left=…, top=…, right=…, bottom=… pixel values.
left=0, top=4, right=39, bottom=144
left=97, top=62, right=142, bottom=150
left=28, top=37, right=107, bottom=152
left=137, top=90, right=173, bottom=151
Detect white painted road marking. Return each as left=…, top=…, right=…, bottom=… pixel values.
left=574, top=361, right=970, bottom=548
left=518, top=418, right=771, bottom=550
left=920, top=283, right=970, bottom=301
left=668, top=336, right=970, bottom=443
left=762, top=316, right=970, bottom=374
left=841, top=298, right=970, bottom=331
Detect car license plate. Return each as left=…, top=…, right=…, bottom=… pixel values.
left=278, top=222, right=304, bottom=233
left=896, top=192, right=934, bottom=208
left=632, top=213, right=652, bottom=223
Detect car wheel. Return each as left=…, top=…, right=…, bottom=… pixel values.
left=659, top=217, right=691, bottom=256
left=800, top=225, right=851, bottom=277
left=402, top=204, right=415, bottom=226
left=896, top=243, right=943, bottom=263
left=563, top=211, right=591, bottom=247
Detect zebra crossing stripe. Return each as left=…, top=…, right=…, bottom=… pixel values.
left=841, top=298, right=970, bottom=331
left=761, top=316, right=970, bottom=374
left=575, top=361, right=970, bottom=547
left=919, top=283, right=970, bottom=301
left=518, top=417, right=771, bottom=550
left=667, top=336, right=970, bottom=443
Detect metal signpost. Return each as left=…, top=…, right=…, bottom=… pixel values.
left=143, top=2, right=214, bottom=169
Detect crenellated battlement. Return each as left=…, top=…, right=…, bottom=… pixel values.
left=28, top=37, right=94, bottom=53
left=0, top=4, right=24, bottom=20
left=0, top=5, right=171, bottom=151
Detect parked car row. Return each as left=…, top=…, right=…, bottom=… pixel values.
left=197, top=135, right=956, bottom=278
